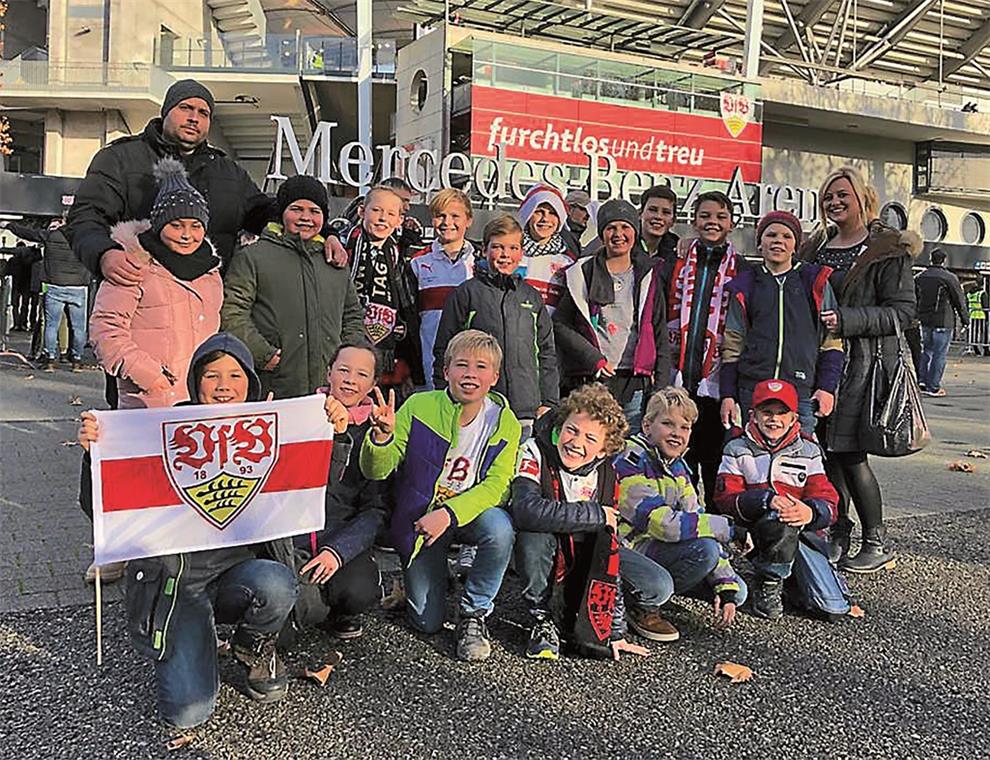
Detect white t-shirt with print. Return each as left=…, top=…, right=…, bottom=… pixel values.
left=435, top=397, right=500, bottom=504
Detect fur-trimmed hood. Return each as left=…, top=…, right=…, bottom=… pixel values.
left=109, top=218, right=219, bottom=265
left=838, top=221, right=922, bottom=299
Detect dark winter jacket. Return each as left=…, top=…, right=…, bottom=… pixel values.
left=221, top=223, right=364, bottom=400
left=915, top=265, right=968, bottom=329
left=433, top=261, right=559, bottom=419
left=79, top=333, right=293, bottom=662
left=286, top=409, right=387, bottom=626
left=552, top=249, right=670, bottom=390
left=294, top=412, right=387, bottom=566
left=66, top=119, right=270, bottom=272
left=721, top=262, right=843, bottom=401
left=802, top=222, right=922, bottom=452
left=2, top=245, right=40, bottom=292
left=637, top=230, right=679, bottom=263
left=7, top=224, right=90, bottom=287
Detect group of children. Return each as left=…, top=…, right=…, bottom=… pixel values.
left=78, top=171, right=860, bottom=729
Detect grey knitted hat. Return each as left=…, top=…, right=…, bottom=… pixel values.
left=150, top=157, right=210, bottom=233
left=161, top=79, right=215, bottom=119
left=596, top=198, right=640, bottom=241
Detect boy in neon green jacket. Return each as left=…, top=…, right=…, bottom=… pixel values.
left=361, top=330, right=521, bottom=661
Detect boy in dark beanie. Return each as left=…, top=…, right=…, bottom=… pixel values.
left=720, top=210, right=843, bottom=434
left=553, top=199, right=670, bottom=433
left=223, top=177, right=364, bottom=400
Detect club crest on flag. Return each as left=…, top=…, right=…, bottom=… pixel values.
left=163, top=413, right=279, bottom=529
left=720, top=93, right=752, bottom=138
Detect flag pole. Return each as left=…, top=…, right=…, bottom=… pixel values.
left=95, top=565, right=103, bottom=666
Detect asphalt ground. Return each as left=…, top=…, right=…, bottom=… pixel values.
left=1, top=332, right=988, bottom=758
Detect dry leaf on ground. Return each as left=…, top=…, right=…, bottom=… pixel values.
left=948, top=461, right=975, bottom=473
left=964, top=450, right=988, bottom=459
left=848, top=604, right=866, bottom=618
left=69, top=395, right=83, bottom=406
left=381, top=577, right=406, bottom=610
left=166, top=735, right=195, bottom=751
left=304, top=651, right=343, bottom=687
left=714, top=661, right=753, bottom=683
left=25, top=374, right=35, bottom=380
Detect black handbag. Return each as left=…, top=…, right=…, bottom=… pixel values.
left=862, top=321, right=931, bottom=457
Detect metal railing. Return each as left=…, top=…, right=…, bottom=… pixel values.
left=0, top=60, right=171, bottom=93
left=156, top=35, right=396, bottom=78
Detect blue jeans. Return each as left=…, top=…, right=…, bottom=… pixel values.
left=642, top=537, right=748, bottom=606
left=42, top=284, right=88, bottom=361
left=623, top=388, right=645, bottom=437
left=919, top=326, right=953, bottom=391
left=739, top=385, right=816, bottom=437
left=154, top=559, right=297, bottom=729
left=404, top=507, right=514, bottom=633
left=514, top=532, right=673, bottom=619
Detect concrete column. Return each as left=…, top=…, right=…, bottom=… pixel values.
left=742, top=0, right=765, bottom=79
left=44, top=110, right=65, bottom=176
left=356, top=0, right=372, bottom=193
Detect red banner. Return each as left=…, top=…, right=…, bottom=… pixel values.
left=470, top=85, right=762, bottom=182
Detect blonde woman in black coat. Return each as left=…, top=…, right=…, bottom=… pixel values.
left=802, top=166, right=921, bottom=574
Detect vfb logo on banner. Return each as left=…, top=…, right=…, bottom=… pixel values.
left=163, top=412, right=279, bottom=529
left=720, top=93, right=752, bottom=139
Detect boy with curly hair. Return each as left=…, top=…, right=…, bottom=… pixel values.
left=510, top=382, right=672, bottom=660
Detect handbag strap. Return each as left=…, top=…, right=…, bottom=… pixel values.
left=875, top=310, right=905, bottom=360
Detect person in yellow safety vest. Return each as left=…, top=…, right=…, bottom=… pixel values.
left=310, top=48, right=324, bottom=71
left=967, top=284, right=988, bottom=356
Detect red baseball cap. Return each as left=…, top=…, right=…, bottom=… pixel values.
left=751, top=379, right=798, bottom=413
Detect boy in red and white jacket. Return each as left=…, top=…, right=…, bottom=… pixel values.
left=714, top=379, right=847, bottom=621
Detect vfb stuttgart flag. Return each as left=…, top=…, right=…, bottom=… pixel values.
left=89, top=395, right=333, bottom=565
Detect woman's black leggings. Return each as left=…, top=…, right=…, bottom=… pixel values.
left=825, top=450, right=884, bottom=532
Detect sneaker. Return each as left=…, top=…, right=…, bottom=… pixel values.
left=455, top=615, right=492, bottom=661
left=922, top=388, right=946, bottom=397
left=327, top=615, right=364, bottom=640
left=628, top=607, right=680, bottom=642
left=750, top=577, right=784, bottom=620
left=85, top=560, right=127, bottom=584
left=525, top=617, right=560, bottom=660
left=232, top=632, right=289, bottom=703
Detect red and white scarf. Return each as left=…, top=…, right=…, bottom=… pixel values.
left=667, top=240, right=740, bottom=399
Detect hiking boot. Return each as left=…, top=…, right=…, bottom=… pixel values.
left=828, top=517, right=854, bottom=564
left=231, top=631, right=288, bottom=703
left=840, top=526, right=896, bottom=574
left=628, top=607, right=680, bottom=642
left=327, top=615, right=364, bottom=640
left=455, top=615, right=491, bottom=661
left=525, top=617, right=560, bottom=660
left=41, top=357, right=56, bottom=373
left=85, top=560, right=127, bottom=584
left=750, top=576, right=784, bottom=620
left=71, top=360, right=84, bottom=373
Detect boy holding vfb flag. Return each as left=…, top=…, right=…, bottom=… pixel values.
left=79, top=332, right=348, bottom=729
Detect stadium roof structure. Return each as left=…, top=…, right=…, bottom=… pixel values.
left=393, top=0, right=990, bottom=93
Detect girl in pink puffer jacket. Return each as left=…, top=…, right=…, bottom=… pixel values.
left=89, top=158, right=223, bottom=408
